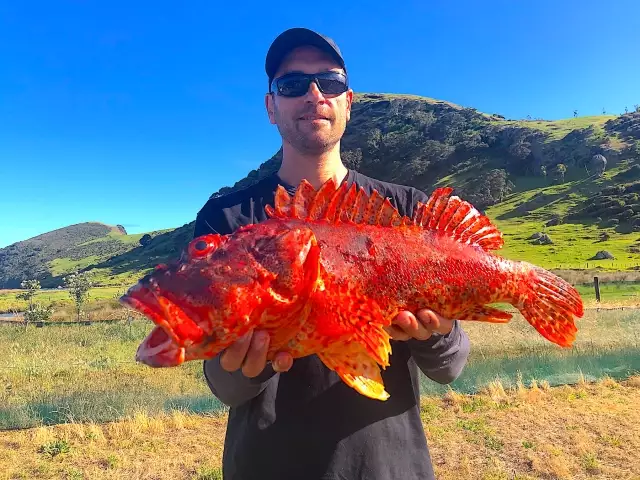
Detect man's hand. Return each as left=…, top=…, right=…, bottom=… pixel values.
left=385, top=309, right=454, bottom=341
left=219, top=309, right=453, bottom=377
left=219, top=329, right=293, bottom=378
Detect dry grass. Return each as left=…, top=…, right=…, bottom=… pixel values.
left=1, top=377, right=638, bottom=480
left=429, top=375, right=640, bottom=480
left=0, top=410, right=227, bottom=480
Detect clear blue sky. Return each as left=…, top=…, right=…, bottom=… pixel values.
left=1, top=0, right=639, bottom=248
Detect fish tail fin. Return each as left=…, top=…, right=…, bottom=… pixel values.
left=517, top=266, right=584, bottom=347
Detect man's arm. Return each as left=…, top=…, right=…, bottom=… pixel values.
left=193, top=207, right=285, bottom=408
left=407, top=319, right=470, bottom=384
left=203, top=354, right=278, bottom=408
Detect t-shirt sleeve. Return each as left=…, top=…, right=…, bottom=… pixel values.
left=193, top=201, right=232, bottom=239
left=407, top=322, right=471, bottom=384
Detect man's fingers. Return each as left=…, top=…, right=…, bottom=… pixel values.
left=386, top=325, right=411, bottom=341
left=416, top=309, right=440, bottom=330
left=392, top=311, right=432, bottom=340
left=219, top=330, right=253, bottom=372
left=241, top=330, right=271, bottom=378
left=273, top=351, right=294, bottom=372
left=416, top=309, right=454, bottom=335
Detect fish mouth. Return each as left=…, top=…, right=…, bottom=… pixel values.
left=119, top=282, right=205, bottom=367
left=135, top=325, right=185, bottom=367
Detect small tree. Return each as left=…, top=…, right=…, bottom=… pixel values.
left=554, top=163, right=567, bottom=183
left=64, top=271, right=92, bottom=321
left=539, top=165, right=547, bottom=178
left=17, top=279, right=53, bottom=325
left=16, top=279, right=40, bottom=309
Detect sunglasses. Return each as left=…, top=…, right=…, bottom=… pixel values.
left=270, top=71, right=349, bottom=97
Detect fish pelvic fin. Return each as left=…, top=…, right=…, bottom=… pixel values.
left=264, top=179, right=503, bottom=251
left=517, top=266, right=584, bottom=347
left=317, top=342, right=390, bottom=401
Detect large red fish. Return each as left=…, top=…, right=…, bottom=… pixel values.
left=120, top=178, right=584, bottom=401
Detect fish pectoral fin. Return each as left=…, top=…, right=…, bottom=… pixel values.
left=458, top=305, right=513, bottom=323
left=313, top=279, right=392, bottom=368
left=317, top=341, right=389, bottom=401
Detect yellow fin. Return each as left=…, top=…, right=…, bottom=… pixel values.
left=317, top=342, right=390, bottom=401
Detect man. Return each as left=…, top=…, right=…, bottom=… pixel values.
left=193, top=27, right=471, bottom=480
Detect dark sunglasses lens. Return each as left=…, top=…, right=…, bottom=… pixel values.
left=316, top=76, right=348, bottom=94
left=277, top=77, right=311, bottom=96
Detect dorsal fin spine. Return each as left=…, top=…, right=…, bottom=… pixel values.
left=265, top=178, right=504, bottom=251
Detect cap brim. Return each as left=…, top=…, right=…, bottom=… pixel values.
left=265, top=28, right=345, bottom=83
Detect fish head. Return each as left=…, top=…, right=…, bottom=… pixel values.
left=119, top=222, right=321, bottom=367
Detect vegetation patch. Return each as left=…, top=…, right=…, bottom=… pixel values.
left=0, top=377, right=637, bottom=479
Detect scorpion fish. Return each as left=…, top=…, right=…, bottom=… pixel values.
left=120, top=178, right=584, bottom=401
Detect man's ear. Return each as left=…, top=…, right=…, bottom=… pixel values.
left=265, top=93, right=276, bottom=125
left=345, top=89, right=353, bottom=122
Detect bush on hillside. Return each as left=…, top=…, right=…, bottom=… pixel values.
left=459, top=169, right=514, bottom=210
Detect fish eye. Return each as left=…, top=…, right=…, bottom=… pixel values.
left=188, top=237, right=216, bottom=258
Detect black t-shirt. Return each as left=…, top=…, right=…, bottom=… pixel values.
left=194, top=169, right=471, bottom=480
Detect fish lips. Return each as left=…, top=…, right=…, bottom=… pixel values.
left=135, top=325, right=185, bottom=367
left=119, top=281, right=205, bottom=367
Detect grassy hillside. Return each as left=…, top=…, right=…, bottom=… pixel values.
left=0, top=223, right=171, bottom=289
left=3, top=95, right=640, bottom=288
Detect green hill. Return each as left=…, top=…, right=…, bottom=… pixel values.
left=3, top=94, right=640, bottom=288
left=0, top=222, right=169, bottom=288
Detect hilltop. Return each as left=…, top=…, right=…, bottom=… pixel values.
left=0, top=222, right=168, bottom=288
left=2, top=93, right=640, bottom=288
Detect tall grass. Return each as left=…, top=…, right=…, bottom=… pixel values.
left=1, top=305, right=639, bottom=430
left=422, top=308, right=640, bottom=395
left=0, top=320, right=226, bottom=430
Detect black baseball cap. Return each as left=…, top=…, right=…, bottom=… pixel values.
left=265, top=28, right=347, bottom=88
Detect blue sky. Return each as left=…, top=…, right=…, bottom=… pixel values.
left=1, top=0, right=639, bottom=248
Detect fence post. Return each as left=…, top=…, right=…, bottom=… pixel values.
left=594, top=276, right=601, bottom=303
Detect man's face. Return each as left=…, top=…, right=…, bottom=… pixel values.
left=265, top=46, right=353, bottom=155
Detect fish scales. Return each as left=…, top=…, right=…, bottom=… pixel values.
left=295, top=220, right=503, bottom=314
left=120, top=178, right=584, bottom=401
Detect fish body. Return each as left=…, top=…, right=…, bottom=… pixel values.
left=120, top=179, right=584, bottom=401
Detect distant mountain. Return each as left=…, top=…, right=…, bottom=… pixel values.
left=0, top=222, right=164, bottom=288
left=3, top=94, right=640, bottom=288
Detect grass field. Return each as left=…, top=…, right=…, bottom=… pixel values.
left=494, top=115, right=618, bottom=141
left=1, top=298, right=638, bottom=430
left=0, top=376, right=638, bottom=479
left=0, top=277, right=638, bottom=478
left=0, top=287, right=127, bottom=315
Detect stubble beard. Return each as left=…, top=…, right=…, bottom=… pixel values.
left=275, top=111, right=346, bottom=155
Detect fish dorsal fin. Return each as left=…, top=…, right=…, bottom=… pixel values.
left=412, top=187, right=504, bottom=251
left=264, top=179, right=503, bottom=251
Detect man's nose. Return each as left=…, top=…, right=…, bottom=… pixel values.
left=305, top=80, right=325, bottom=100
